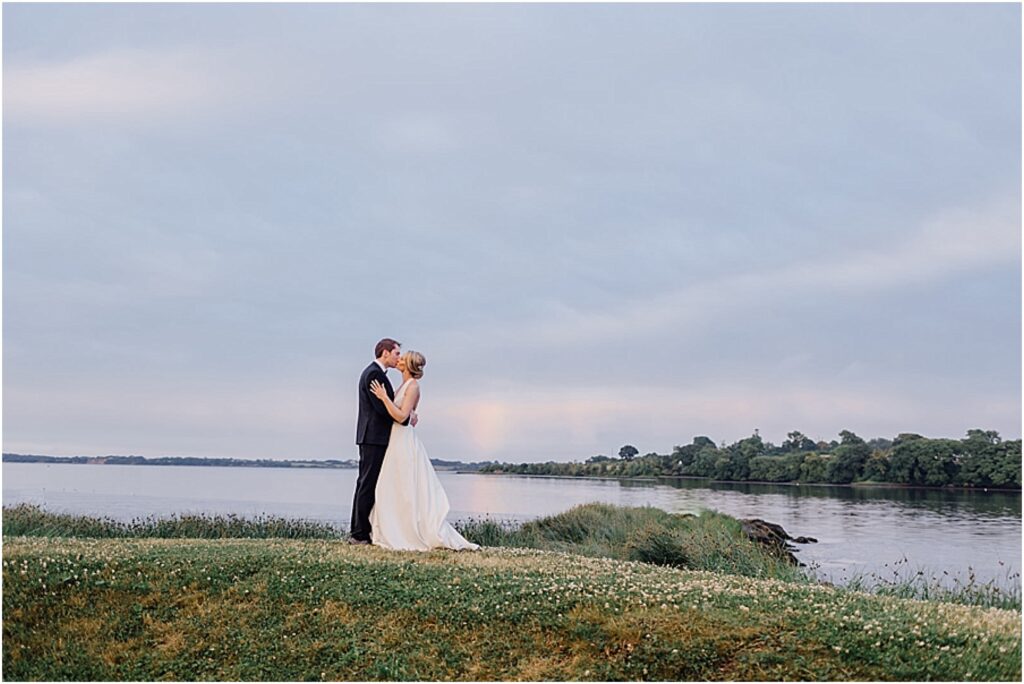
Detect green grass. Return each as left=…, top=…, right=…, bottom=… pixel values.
left=4, top=503, right=799, bottom=581
left=3, top=535, right=1020, bottom=681
left=6, top=502, right=1019, bottom=611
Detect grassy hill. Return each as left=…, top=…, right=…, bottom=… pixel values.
left=3, top=506, right=1020, bottom=681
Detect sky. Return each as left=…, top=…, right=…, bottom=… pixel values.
left=3, top=3, right=1021, bottom=464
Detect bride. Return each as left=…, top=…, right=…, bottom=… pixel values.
left=368, top=350, right=479, bottom=551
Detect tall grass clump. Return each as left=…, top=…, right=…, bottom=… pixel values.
left=678, top=510, right=801, bottom=578
left=456, top=503, right=807, bottom=582
left=2, top=504, right=343, bottom=540
left=623, top=521, right=690, bottom=567
left=453, top=517, right=539, bottom=547
left=841, top=557, right=1022, bottom=611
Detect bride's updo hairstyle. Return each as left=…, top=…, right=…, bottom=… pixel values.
left=404, top=351, right=426, bottom=379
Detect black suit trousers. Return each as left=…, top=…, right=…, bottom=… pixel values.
left=350, top=443, right=387, bottom=541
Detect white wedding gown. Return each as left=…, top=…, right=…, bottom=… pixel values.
left=369, top=382, right=479, bottom=551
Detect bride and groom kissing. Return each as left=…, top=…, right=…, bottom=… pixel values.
left=348, top=338, right=478, bottom=551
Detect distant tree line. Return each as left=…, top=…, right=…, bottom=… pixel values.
left=429, top=459, right=497, bottom=471
left=3, top=453, right=497, bottom=471
left=2, top=454, right=356, bottom=468
left=479, top=429, right=1021, bottom=489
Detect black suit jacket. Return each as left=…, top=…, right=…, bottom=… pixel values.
left=355, top=362, right=406, bottom=445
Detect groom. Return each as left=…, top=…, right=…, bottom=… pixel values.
left=349, top=338, right=412, bottom=544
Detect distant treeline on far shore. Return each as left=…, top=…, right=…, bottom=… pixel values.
left=1, top=454, right=496, bottom=472
left=480, top=429, right=1022, bottom=489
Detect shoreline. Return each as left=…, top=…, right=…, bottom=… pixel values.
left=5, top=458, right=1018, bottom=493
left=466, top=471, right=1022, bottom=494
left=11, top=457, right=1017, bottom=493
left=2, top=457, right=488, bottom=473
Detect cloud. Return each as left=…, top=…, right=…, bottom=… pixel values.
left=4, top=48, right=233, bottom=124
left=805, top=194, right=1020, bottom=290
left=492, top=193, right=1021, bottom=349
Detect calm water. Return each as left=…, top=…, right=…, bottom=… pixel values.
left=3, top=462, right=1020, bottom=589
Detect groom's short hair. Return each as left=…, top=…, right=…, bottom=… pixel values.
left=375, top=338, right=400, bottom=359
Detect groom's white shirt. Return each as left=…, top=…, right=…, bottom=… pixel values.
left=375, top=360, right=387, bottom=373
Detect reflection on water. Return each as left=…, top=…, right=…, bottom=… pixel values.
left=653, top=477, right=1023, bottom=520
left=3, top=463, right=1020, bottom=590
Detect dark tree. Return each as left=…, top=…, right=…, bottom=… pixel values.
left=783, top=431, right=817, bottom=452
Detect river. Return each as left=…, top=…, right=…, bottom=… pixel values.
left=2, top=462, right=1019, bottom=589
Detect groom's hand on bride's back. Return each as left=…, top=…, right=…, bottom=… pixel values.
left=410, top=411, right=418, bottom=427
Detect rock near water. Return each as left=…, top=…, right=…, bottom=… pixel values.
left=740, top=518, right=817, bottom=566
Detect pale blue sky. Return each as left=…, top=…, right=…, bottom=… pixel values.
left=4, top=3, right=1020, bottom=462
